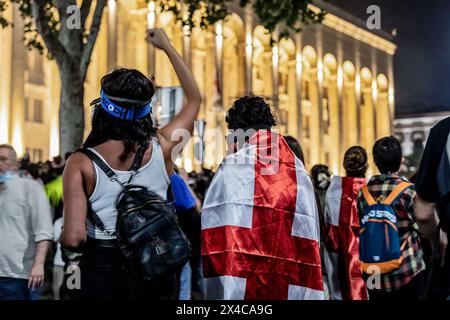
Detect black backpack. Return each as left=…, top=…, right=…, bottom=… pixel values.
left=79, top=141, right=191, bottom=281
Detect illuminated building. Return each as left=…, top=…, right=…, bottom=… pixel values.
left=0, top=0, right=396, bottom=175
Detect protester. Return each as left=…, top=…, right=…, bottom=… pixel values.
left=171, top=170, right=199, bottom=300
left=356, top=137, right=426, bottom=300
left=201, top=96, right=324, bottom=300
left=52, top=217, right=64, bottom=300
left=311, top=164, right=332, bottom=215
left=324, top=146, right=369, bottom=300
left=414, top=116, right=450, bottom=300
left=60, top=28, right=201, bottom=300
left=284, top=135, right=305, bottom=165
left=0, top=144, right=53, bottom=300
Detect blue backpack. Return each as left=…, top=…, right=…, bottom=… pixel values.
left=359, top=182, right=412, bottom=274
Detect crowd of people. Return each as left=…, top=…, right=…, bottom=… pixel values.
left=0, top=28, right=448, bottom=301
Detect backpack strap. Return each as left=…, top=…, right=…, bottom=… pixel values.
left=127, top=140, right=150, bottom=184
left=78, top=148, right=120, bottom=184
left=361, top=185, right=377, bottom=206
left=383, top=181, right=413, bottom=205
left=76, top=142, right=150, bottom=237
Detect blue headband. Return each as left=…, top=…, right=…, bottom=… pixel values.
left=100, top=90, right=152, bottom=120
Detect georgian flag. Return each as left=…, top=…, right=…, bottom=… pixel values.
left=323, top=176, right=368, bottom=300
left=201, top=130, right=324, bottom=300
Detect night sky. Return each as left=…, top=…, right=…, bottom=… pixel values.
left=331, top=0, right=450, bottom=116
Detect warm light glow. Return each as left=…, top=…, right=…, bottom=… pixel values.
left=49, top=116, right=59, bottom=158
left=377, top=74, right=389, bottom=91
left=388, top=88, right=394, bottom=97
left=303, top=46, right=317, bottom=66
left=183, top=25, right=190, bottom=37
left=148, top=0, right=155, bottom=12
left=215, top=22, right=224, bottom=70
left=337, top=67, right=344, bottom=88
left=108, top=0, right=116, bottom=13
left=355, top=73, right=361, bottom=91
left=372, top=80, right=378, bottom=99
left=215, top=22, right=223, bottom=36
left=11, top=123, right=23, bottom=157
left=388, top=87, right=395, bottom=105
left=317, top=60, right=324, bottom=83
left=272, top=44, right=279, bottom=68
left=184, top=157, right=193, bottom=173
left=246, top=33, right=252, bottom=47
left=343, top=61, right=355, bottom=77
left=309, top=4, right=397, bottom=55
left=296, top=53, right=303, bottom=76
left=323, top=53, right=337, bottom=72
left=0, top=103, right=8, bottom=143
left=175, top=157, right=182, bottom=167
left=360, top=67, right=372, bottom=84
left=147, top=1, right=156, bottom=27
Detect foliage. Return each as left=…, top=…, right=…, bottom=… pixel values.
left=151, top=0, right=326, bottom=41
left=0, top=0, right=57, bottom=55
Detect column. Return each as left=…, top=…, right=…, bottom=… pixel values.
left=182, top=25, right=191, bottom=67
left=354, top=43, right=361, bottom=146
left=215, top=21, right=224, bottom=109
left=0, top=4, right=13, bottom=144
left=107, top=0, right=118, bottom=71
left=337, top=38, right=344, bottom=175
left=146, top=1, right=157, bottom=78
left=371, top=48, right=378, bottom=141
left=316, top=26, right=324, bottom=163
left=244, top=8, right=253, bottom=95
left=9, top=5, right=26, bottom=155
left=387, top=54, right=395, bottom=135
left=294, top=32, right=303, bottom=141
left=272, top=30, right=280, bottom=109
left=286, top=59, right=297, bottom=137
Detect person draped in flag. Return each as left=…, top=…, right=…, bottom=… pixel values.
left=201, top=96, right=324, bottom=300
left=324, top=146, right=369, bottom=300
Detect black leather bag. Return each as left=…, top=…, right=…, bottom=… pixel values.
left=79, top=142, right=191, bottom=281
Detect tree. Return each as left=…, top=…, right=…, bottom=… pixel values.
left=0, top=0, right=107, bottom=157
left=0, top=0, right=325, bottom=156
left=156, top=0, right=326, bottom=40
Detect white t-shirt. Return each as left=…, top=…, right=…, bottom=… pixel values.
left=53, top=217, right=64, bottom=267
left=0, top=175, right=53, bottom=279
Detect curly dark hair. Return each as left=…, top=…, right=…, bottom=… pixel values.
left=225, top=96, right=277, bottom=130
left=343, top=146, right=368, bottom=178
left=83, top=68, right=157, bottom=162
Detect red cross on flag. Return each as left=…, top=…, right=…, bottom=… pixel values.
left=202, top=131, right=324, bottom=300
left=323, top=176, right=368, bottom=300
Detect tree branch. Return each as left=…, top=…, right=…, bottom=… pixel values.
left=54, top=0, right=82, bottom=60
left=80, top=0, right=107, bottom=79
left=32, top=1, right=67, bottom=65
left=80, top=0, right=93, bottom=29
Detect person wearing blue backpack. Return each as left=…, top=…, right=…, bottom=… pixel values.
left=170, top=169, right=202, bottom=300
left=356, top=136, right=426, bottom=300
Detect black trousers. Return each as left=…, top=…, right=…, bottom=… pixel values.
left=64, top=243, right=179, bottom=300
left=368, top=271, right=426, bottom=301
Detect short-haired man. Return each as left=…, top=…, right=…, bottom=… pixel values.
left=0, top=144, right=53, bottom=300
left=356, top=137, right=426, bottom=300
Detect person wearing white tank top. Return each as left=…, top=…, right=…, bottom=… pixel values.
left=60, top=29, right=201, bottom=300
left=86, top=138, right=170, bottom=240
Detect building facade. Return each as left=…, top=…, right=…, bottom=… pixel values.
left=394, top=111, right=450, bottom=175
left=0, top=0, right=396, bottom=175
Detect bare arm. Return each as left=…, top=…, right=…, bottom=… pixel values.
left=28, top=240, right=50, bottom=290
left=146, top=28, right=202, bottom=152
left=60, top=153, right=89, bottom=249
